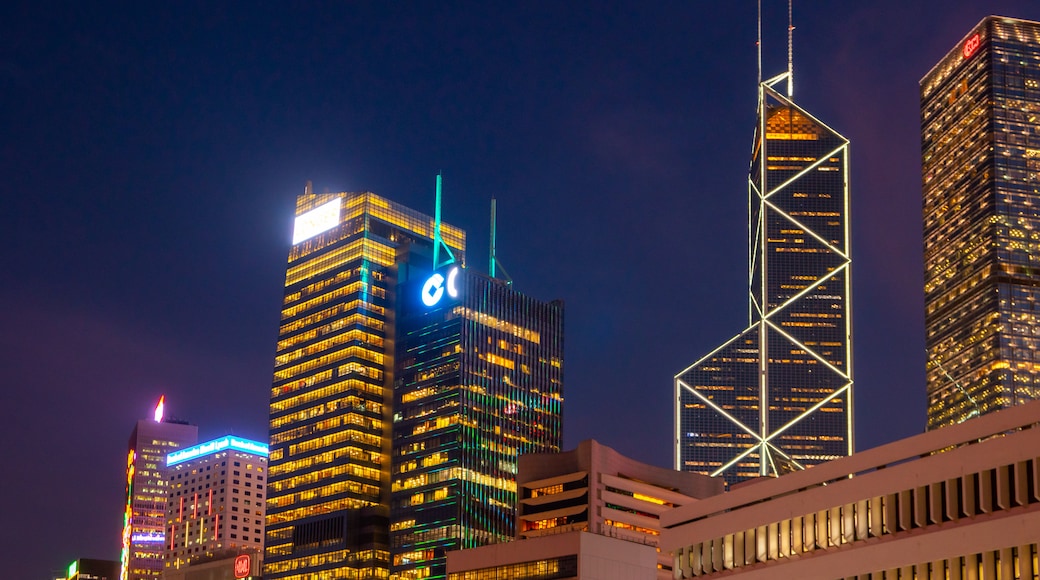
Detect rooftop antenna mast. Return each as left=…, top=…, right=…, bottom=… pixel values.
left=787, top=0, right=794, bottom=97
left=488, top=198, right=513, bottom=285
left=757, top=0, right=762, bottom=86
left=432, top=172, right=456, bottom=270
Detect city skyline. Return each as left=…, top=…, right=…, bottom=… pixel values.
left=6, top=2, right=1040, bottom=578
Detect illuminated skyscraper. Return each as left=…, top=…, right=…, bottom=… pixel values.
left=163, top=435, right=269, bottom=573
left=675, top=64, right=852, bottom=484
left=265, top=185, right=465, bottom=579
left=390, top=265, right=563, bottom=580
left=121, top=397, right=198, bottom=580
left=923, top=17, right=1040, bottom=429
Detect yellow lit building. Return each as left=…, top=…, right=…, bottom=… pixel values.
left=923, top=16, right=1040, bottom=428
left=265, top=184, right=465, bottom=580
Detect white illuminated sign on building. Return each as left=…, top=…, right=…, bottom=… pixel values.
left=421, top=266, right=460, bottom=307
left=292, top=197, right=341, bottom=244
left=166, top=435, right=269, bottom=467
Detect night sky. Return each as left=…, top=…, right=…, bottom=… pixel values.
left=5, top=2, right=1040, bottom=577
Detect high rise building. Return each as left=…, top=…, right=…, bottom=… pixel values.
left=446, top=440, right=722, bottom=580
left=390, top=265, right=563, bottom=580
left=121, top=397, right=198, bottom=580
left=265, top=186, right=465, bottom=579
left=675, top=65, right=852, bottom=484
left=163, top=435, right=269, bottom=572
left=923, top=16, right=1040, bottom=429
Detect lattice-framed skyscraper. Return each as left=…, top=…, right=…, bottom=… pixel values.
left=923, top=16, right=1040, bottom=430
left=674, top=66, right=853, bottom=484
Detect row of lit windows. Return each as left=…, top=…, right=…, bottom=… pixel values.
left=268, top=446, right=382, bottom=478
left=448, top=556, right=576, bottom=580
left=674, top=456, right=1040, bottom=577
left=271, top=410, right=380, bottom=445
left=273, top=344, right=384, bottom=382
left=272, top=372, right=383, bottom=411
left=450, top=307, right=541, bottom=344
left=281, top=291, right=386, bottom=322
left=280, top=285, right=386, bottom=336
left=268, top=464, right=381, bottom=496
left=266, top=496, right=375, bottom=525
left=270, top=395, right=376, bottom=430
left=275, top=329, right=386, bottom=368
left=285, top=238, right=396, bottom=286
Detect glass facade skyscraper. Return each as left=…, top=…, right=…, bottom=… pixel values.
left=265, top=188, right=465, bottom=580
left=675, top=72, right=852, bottom=484
left=923, top=17, right=1040, bottom=429
left=390, top=266, right=563, bottom=580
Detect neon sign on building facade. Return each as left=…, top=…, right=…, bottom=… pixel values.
left=166, top=436, right=269, bottom=467
left=420, top=266, right=460, bottom=307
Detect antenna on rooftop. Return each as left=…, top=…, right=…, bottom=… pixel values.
left=305, top=180, right=313, bottom=195
left=489, top=198, right=513, bottom=286
left=787, top=0, right=794, bottom=96
left=757, top=0, right=762, bottom=86
left=432, top=173, right=456, bottom=270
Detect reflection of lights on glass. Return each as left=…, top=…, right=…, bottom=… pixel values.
left=153, top=395, right=165, bottom=423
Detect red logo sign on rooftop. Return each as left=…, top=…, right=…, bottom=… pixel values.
left=234, top=554, right=250, bottom=579
left=963, top=33, right=981, bottom=59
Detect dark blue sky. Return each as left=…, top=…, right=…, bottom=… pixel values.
left=4, top=2, right=1039, bottom=577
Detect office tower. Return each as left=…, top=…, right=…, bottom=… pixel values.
left=163, top=435, right=269, bottom=572
left=266, top=186, right=465, bottom=579
left=121, top=397, right=198, bottom=580
left=675, top=63, right=852, bottom=484
left=923, top=17, right=1040, bottom=429
left=446, top=440, right=722, bottom=580
left=391, top=265, right=563, bottom=580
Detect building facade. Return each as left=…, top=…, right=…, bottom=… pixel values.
left=60, top=559, right=119, bottom=580
left=675, top=69, right=852, bottom=484
left=391, top=266, right=564, bottom=579
left=514, top=439, right=722, bottom=579
left=121, top=398, right=198, bottom=580
left=265, top=186, right=465, bottom=579
left=163, top=436, right=269, bottom=572
left=923, top=16, right=1040, bottom=429
left=661, top=399, right=1040, bottom=579
left=447, top=531, right=657, bottom=580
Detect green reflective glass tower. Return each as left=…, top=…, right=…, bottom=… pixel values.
left=390, top=265, right=564, bottom=580
left=675, top=67, right=853, bottom=484
left=923, top=17, right=1040, bottom=429
left=265, top=185, right=465, bottom=579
